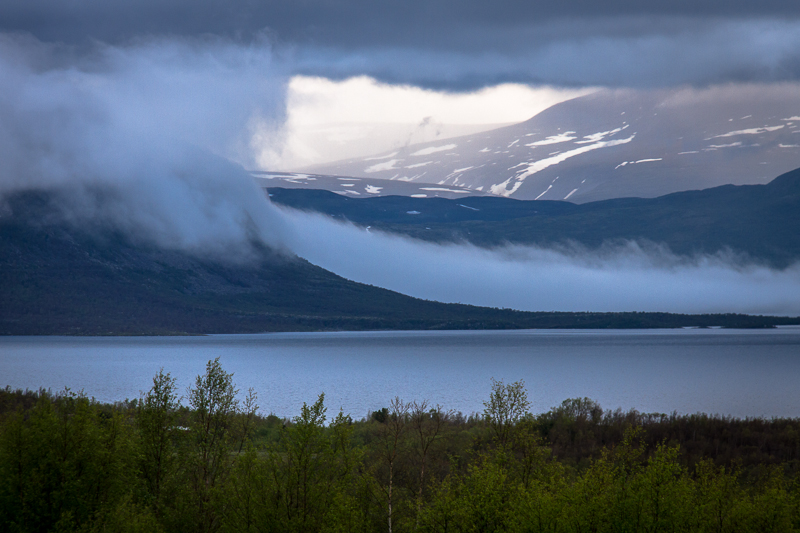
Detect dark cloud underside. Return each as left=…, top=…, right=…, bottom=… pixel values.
left=3, top=1, right=800, bottom=88
left=3, top=1, right=800, bottom=45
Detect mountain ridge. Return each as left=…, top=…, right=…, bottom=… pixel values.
left=303, top=87, right=800, bottom=202
left=267, top=167, right=800, bottom=268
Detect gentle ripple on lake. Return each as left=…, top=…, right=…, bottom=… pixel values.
left=1, top=328, right=799, bottom=418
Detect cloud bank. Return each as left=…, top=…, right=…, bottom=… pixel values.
left=281, top=210, right=800, bottom=316
left=0, top=34, right=289, bottom=257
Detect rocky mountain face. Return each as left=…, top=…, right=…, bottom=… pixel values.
left=303, top=86, right=800, bottom=203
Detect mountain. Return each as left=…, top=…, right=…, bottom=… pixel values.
left=251, top=171, right=482, bottom=199
left=302, top=86, right=800, bottom=203
left=0, top=189, right=530, bottom=334
left=267, top=167, right=800, bottom=268
left=2, top=188, right=796, bottom=334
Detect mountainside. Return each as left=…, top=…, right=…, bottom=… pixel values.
left=3, top=189, right=797, bottom=334
left=303, top=86, right=800, bottom=203
left=251, top=171, right=482, bottom=199
left=268, top=167, right=800, bottom=268
left=0, top=190, right=529, bottom=334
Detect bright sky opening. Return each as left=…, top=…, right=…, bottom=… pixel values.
left=257, top=76, right=592, bottom=170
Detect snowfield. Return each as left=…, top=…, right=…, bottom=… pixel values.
left=302, top=87, right=800, bottom=202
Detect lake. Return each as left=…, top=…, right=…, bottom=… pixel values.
left=1, top=328, right=799, bottom=419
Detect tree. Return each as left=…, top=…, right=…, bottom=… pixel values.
left=137, top=368, right=180, bottom=516
left=409, top=400, right=451, bottom=529
left=185, top=358, right=241, bottom=533
left=277, top=393, right=328, bottom=532
left=372, top=397, right=410, bottom=533
left=483, top=379, right=530, bottom=449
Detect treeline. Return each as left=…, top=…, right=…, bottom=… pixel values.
left=2, top=361, right=800, bottom=532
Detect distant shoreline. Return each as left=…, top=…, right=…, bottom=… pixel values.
left=4, top=313, right=800, bottom=337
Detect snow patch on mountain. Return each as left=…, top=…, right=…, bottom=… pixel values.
left=706, top=142, right=743, bottom=149
left=490, top=135, right=636, bottom=197
left=526, top=132, right=577, bottom=147
left=615, top=158, right=663, bottom=169
left=575, top=126, right=628, bottom=144
left=534, top=185, right=552, bottom=200
left=706, top=125, right=784, bottom=139
left=411, top=144, right=457, bottom=156
left=365, top=159, right=402, bottom=173
left=364, top=152, right=398, bottom=161
left=420, top=187, right=471, bottom=194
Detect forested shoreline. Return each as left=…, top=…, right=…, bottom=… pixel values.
left=2, top=360, right=800, bottom=532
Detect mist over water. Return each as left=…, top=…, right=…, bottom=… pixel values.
left=1, top=33, right=800, bottom=315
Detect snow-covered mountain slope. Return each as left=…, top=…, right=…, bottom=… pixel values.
left=301, top=86, right=800, bottom=202
left=251, top=171, right=483, bottom=199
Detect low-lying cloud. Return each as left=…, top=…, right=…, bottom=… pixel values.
left=0, top=34, right=289, bottom=258
left=281, top=209, right=800, bottom=316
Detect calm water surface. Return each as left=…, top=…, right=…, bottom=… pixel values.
left=1, top=328, right=799, bottom=418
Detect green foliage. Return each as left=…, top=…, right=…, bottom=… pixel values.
left=4, top=373, right=800, bottom=532
left=483, top=378, right=531, bottom=448
left=273, top=393, right=331, bottom=532
left=0, top=389, right=134, bottom=533
left=136, top=369, right=179, bottom=515
left=180, top=358, right=246, bottom=533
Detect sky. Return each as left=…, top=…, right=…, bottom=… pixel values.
left=5, top=1, right=800, bottom=169
left=270, top=77, right=592, bottom=168
left=3, top=0, right=800, bottom=88
left=2, top=2, right=800, bottom=314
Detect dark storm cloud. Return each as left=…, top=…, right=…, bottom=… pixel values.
left=3, top=1, right=800, bottom=45
left=3, top=0, right=800, bottom=88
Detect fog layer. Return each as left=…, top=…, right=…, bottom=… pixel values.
left=281, top=210, right=800, bottom=316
